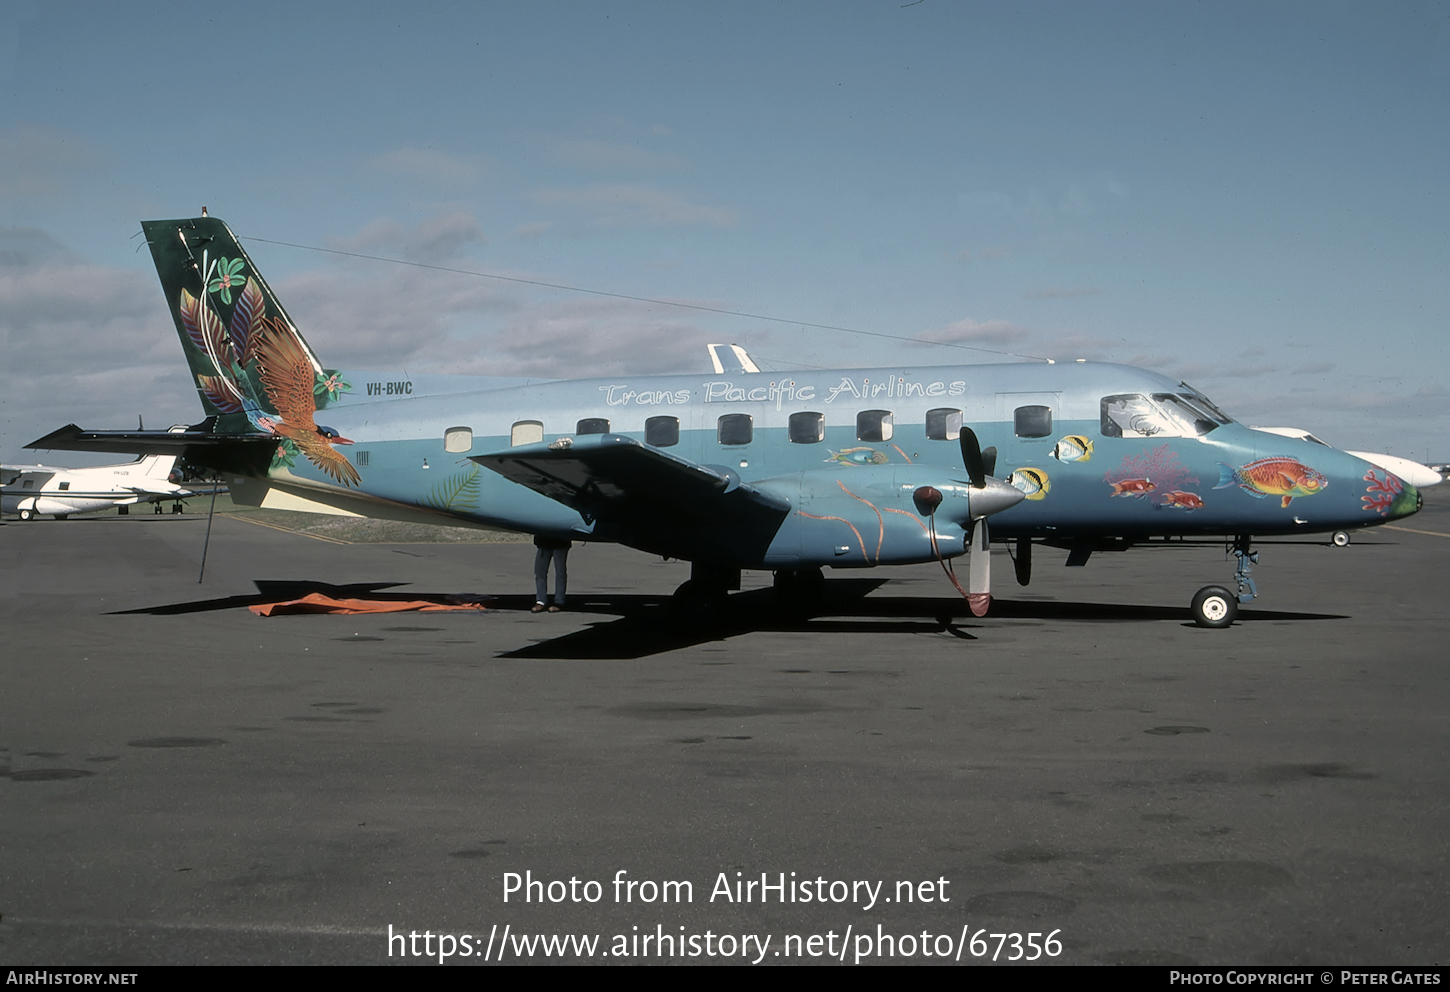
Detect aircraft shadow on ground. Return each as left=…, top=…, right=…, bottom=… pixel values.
left=112, top=578, right=1348, bottom=659
left=499, top=581, right=1349, bottom=660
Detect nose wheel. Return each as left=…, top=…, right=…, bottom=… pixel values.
left=1191, top=585, right=1238, bottom=628
left=1191, top=535, right=1256, bottom=628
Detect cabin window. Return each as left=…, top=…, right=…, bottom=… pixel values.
left=23, top=479, right=34, bottom=489
left=510, top=420, right=544, bottom=446
left=789, top=411, right=825, bottom=444
left=646, top=416, right=679, bottom=447
left=58, top=481, right=70, bottom=491
left=443, top=426, right=473, bottom=453
left=925, top=407, right=962, bottom=441
left=857, top=410, right=893, bottom=442
left=577, top=418, right=610, bottom=435
left=718, top=414, right=753, bottom=446
left=1014, top=405, right=1053, bottom=438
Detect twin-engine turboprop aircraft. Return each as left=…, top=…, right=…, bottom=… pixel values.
left=28, top=215, right=1424, bottom=627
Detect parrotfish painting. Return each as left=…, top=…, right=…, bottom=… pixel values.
left=1215, top=457, right=1327, bottom=508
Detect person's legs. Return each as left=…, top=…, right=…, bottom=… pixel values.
left=551, top=548, right=568, bottom=607
left=533, top=548, right=550, bottom=608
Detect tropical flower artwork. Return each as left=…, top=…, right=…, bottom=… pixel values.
left=208, top=256, right=247, bottom=304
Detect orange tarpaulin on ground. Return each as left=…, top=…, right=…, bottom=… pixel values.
left=249, top=593, right=489, bottom=616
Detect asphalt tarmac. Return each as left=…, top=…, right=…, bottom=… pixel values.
left=3, top=487, right=1447, bottom=967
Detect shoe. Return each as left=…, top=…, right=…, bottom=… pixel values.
left=530, top=603, right=546, bottom=613
left=548, top=604, right=563, bottom=613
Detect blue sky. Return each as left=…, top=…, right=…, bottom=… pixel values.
left=3, top=1, right=1447, bottom=464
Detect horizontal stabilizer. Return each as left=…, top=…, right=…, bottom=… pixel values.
left=27, top=424, right=277, bottom=475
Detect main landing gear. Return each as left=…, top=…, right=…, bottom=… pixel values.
left=669, top=563, right=741, bottom=629
left=1191, top=535, right=1256, bottom=629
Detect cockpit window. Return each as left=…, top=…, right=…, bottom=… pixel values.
left=1151, top=394, right=1217, bottom=436
left=1101, top=393, right=1216, bottom=439
left=1101, top=394, right=1162, bottom=438
left=1178, top=383, right=1232, bottom=424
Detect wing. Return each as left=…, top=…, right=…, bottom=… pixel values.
left=256, top=318, right=319, bottom=431
left=473, top=434, right=791, bottom=562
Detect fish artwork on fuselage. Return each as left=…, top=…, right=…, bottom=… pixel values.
left=1103, top=445, right=1195, bottom=506
left=25, top=214, right=1428, bottom=629
left=1051, top=434, right=1093, bottom=463
left=1009, top=467, right=1051, bottom=501
left=1215, top=457, right=1328, bottom=509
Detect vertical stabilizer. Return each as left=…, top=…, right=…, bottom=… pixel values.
left=141, top=215, right=359, bottom=487
left=141, top=216, right=330, bottom=432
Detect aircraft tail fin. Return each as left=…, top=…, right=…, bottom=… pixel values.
left=140, top=215, right=335, bottom=433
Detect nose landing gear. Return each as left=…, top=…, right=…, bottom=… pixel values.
left=1192, top=535, right=1256, bottom=629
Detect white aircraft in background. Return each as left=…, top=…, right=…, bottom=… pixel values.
left=1252, top=428, right=1442, bottom=488
left=3, top=435, right=219, bottom=521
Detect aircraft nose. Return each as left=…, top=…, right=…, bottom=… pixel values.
left=1386, top=481, right=1422, bottom=521
left=971, top=476, right=1027, bottom=518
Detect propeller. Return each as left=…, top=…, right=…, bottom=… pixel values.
left=959, top=428, right=1017, bottom=617
left=915, top=429, right=1023, bottom=616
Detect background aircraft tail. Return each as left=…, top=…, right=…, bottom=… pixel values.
left=140, top=215, right=335, bottom=433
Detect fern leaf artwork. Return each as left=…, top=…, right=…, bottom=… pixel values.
left=423, top=465, right=482, bottom=512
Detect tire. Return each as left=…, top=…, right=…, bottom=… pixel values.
left=53, top=514, right=68, bottom=521
left=19, top=508, right=34, bottom=521
left=773, top=567, right=825, bottom=612
left=1332, top=531, right=1350, bottom=547
left=1191, top=585, right=1237, bottom=628
left=669, top=581, right=730, bottom=629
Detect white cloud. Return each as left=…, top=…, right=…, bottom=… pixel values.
left=277, top=213, right=716, bottom=378
left=0, top=227, right=199, bottom=458
left=331, top=212, right=487, bottom=263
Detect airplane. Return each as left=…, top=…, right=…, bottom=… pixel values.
left=2, top=437, right=220, bottom=521
left=1250, top=427, right=1442, bottom=489
left=26, top=214, right=1425, bottom=628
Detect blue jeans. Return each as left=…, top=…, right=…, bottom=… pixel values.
left=534, top=547, right=568, bottom=604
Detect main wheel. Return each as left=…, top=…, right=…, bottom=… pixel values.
left=773, top=567, right=825, bottom=612
left=53, top=514, right=68, bottom=521
left=669, top=580, right=730, bottom=629
left=1191, top=585, right=1237, bottom=628
left=1332, top=530, right=1350, bottom=547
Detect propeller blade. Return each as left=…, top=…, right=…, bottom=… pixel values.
left=981, top=445, right=997, bottom=478
left=960, top=427, right=986, bottom=488
left=968, top=518, right=991, bottom=616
